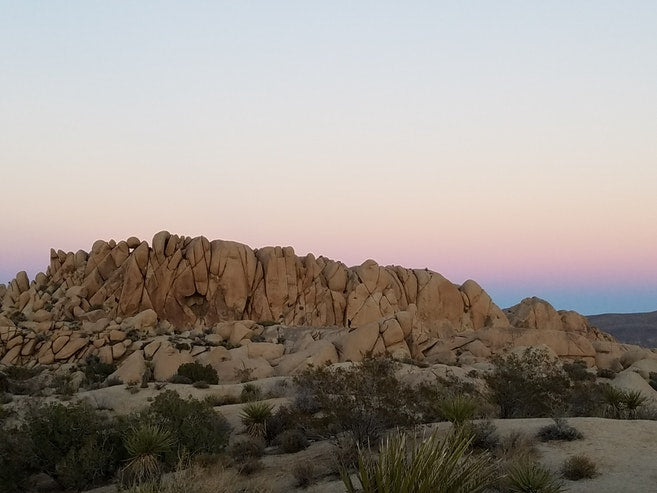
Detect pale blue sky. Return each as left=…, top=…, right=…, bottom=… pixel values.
left=1, top=1, right=656, bottom=314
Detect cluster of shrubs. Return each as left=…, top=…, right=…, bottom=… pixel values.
left=0, top=390, right=230, bottom=492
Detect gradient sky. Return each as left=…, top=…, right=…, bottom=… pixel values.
left=1, top=1, right=656, bottom=315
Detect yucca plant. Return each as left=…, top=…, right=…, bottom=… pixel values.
left=505, top=460, right=565, bottom=493
left=341, top=427, right=498, bottom=493
left=622, top=390, right=648, bottom=418
left=602, top=385, right=626, bottom=418
left=438, top=394, right=478, bottom=426
left=120, top=425, right=175, bottom=487
left=240, top=402, right=274, bottom=438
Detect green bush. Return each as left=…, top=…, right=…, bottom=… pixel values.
left=562, top=360, right=595, bottom=382
left=0, top=426, right=33, bottom=493
left=240, top=383, right=262, bottom=402
left=228, top=437, right=265, bottom=463
left=561, top=454, right=597, bottom=480
left=82, top=355, right=117, bottom=385
left=22, top=401, right=124, bottom=490
left=276, top=429, right=309, bottom=453
left=292, top=460, right=316, bottom=488
left=485, top=348, right=571, bottom=418
left=537, top=418, right=583, bottom=442
left=294, top=356, right=417, bottom=444
left=597, top=368, right=616, bottom=379
left=175, top=363, right=218, bottom=385
left=467, top=420, right=499, bottom=451
left=341, top=427, right=498, bottom=493
left=139, top=390, right=230, bottom=463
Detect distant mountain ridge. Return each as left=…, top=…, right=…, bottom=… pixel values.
left=588, top=311, right=657, bottom=348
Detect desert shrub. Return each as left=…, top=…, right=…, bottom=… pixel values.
left=168, top=374, right=192, bottom=384
left=467, top=420, right=500, bottom=451
left=228, top=437, right=265, bottom=463
left=119, top=425, right=174, bottom=487
left=264, top=405, right=301, bottom=443
left=341, top=427, right=498, bottom=493
left=22, top=400, right=124, bottom=490
left=292, top=460, right=316, bottom=488
left=331, top=434, right=359, bottom=473
left=597, top=368, right=616, bottom=379
left=562, top=360, right=595, bottom=382
left=237, top=458, right=263, bottom=476
left=203, top=394, right=238, bottom=407
left=240, top=402, right=274, bottom=438
left=276, top=429, right=309, bottom=453
left=561, top=454, right=597, bottom=480
left=295, top=356, right=417, bottom=444
left=0, top=371, right=7, bottom=393
left=176, top=363, right=218, bottom=385
left=438, top=394, right=478, bottom=425
left=566, top=379, right=605, bottom=417
left=82, top=355, right=117, bottom=385
left=240, top=383, right=262, bottom=402
left=505, top=460, right=565, bottom=493
left=485, top=348, right=571, bottom=418
left=138, top=390, right=230, bottom=463
left=497, top=431, right=539, bottom=463
left=4, top=365, right=42, bottom=381
left=235, top=367, right=255, bottom=382
left=193, top=380, right=210, bottom=389
left=0, top=426, right=33, bottom=493
left=537, top=418, right=583, bottom=442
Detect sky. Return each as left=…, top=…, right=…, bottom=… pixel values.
left=1, top=1, right=656, bottom=315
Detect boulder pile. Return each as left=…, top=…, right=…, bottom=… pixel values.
left=1, top=232, right=654, bottom=383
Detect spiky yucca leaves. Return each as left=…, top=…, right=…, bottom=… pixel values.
left=121, top=425, right=174, bottom=487
left=505, top=460, right=565, bottom=493
left=623, top=390, right=648, bottom=417
left=341, top=427, right=498, bottom=493
left=438, top=394, right=478, bottom=426
left=240, top=402, right=274, bottom=438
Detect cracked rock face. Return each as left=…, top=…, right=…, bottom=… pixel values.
left=2, top=231, right=509, bottom=331
left=1, top=232, right=631, bottom=375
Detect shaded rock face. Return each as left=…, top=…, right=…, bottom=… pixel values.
left=2, top=231, right=508, bottom=332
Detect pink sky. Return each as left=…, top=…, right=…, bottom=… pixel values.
left=1, top=2, right=656, bottom=314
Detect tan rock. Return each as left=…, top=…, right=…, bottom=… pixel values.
left=144, top=340, right=162, bottom=359
left=229, top=322, right=253, bottom=345
left=214, top=357, right=274, bottom=382
left=52, top=335, right=70, bottom=354
left=152, top=344, right=194, bottom=381
left=196, top=346, right=231, bottom=368
left=381, top=318, right=405, bottom=347
left=55, top=337, right=88, bottom=360
left=7, top=335, right=23, bottom=350
left=109, top=329, right=127, bottom=342
left=110, top=350, right=146, bottom=384
left=32, top=309, right=52, bottom=323
left=274, top=340, right=339, bottom=375
left=247, top=342, right=285, bottom=361
left=334, top=321, right=379, bottom=362
left=1, top=345, right=21, bottom=365
left=112, top=343, right=127, bottom=360
left=98, top=345, right=113, bottom=364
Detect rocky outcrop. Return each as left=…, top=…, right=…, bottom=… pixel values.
left=1, top=232, right=644, bottom=379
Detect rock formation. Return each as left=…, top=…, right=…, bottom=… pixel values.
left=0, top=232, right=653, bottom=383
